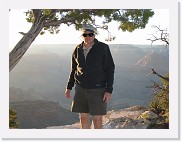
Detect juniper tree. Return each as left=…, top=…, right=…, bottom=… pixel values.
left=147, top=25, right=169, bottom=127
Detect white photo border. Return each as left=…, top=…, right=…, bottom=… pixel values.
left=0, top=0, right=179, bottom=140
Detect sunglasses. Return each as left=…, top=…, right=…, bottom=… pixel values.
left=82, top=33, right=94, bottom=37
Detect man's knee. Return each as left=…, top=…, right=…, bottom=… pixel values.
left=92, top=115, right=102, bottom=124
left=79, top=113, right=90, bottom=129
left=79, top=113, right=89, bottom=120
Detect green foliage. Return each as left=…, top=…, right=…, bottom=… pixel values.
left=9, top=108, right=19, bottom=128
left=118, top=9, right=154, bottom=32
left=24, top=9, right=154, bottom=35
left=42, top=9, right=52, bottom=16
left=148, top=74, right=169, bottom=124
left=140, top=113, right=150, bottom=119
left=25, top=10, right=35, bottom=23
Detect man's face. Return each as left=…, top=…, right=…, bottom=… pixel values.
left=82, top=31, right=95, bottom=44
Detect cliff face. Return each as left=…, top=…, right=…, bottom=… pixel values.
left=47, top=106, right=167, bottom=129
left=10, top=100, right=79, bottom=129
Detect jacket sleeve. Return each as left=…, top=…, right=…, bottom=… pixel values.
left=103, top=45, right=115, bottom=93
left=66, top=49, right=77, bottom=90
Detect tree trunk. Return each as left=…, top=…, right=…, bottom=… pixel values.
left=9, top=22, right=43, bottom=72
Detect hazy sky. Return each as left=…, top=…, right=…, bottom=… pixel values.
left=9, top=9, right=169, bottom=49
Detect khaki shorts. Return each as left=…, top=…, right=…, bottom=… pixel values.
left=71, top=85, right=107, bottom=115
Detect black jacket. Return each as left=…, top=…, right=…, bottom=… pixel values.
left=66, top=39, right=115, bottom=93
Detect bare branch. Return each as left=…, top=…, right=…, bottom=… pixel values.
left=148, top=68, right=169, bottom=82
left=147, top=25, right=169, bottom=47
left=19, top=32, right=27, bottom=36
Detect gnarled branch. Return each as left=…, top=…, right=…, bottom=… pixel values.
left=147, top=25, right=169, bottom=47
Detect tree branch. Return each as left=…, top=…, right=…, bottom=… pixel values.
left=32, top=9, right=42, bottom=21
left=147, top=25, right=169, bottom=46
left=148, top=68, right=169, bottom=82
left=44, top=18, right=75, bottom=27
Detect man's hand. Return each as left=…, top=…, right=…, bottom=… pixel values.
left=65, top=89, right=71, bottom=98
left=103, top=92, right=112, bottom=103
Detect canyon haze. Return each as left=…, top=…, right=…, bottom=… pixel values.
left=9, top=44, right=169, bottom=128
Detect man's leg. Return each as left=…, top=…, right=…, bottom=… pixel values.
left=92, top=115, right=103, bottom=129
left=79, top=113, right=90, bottom=129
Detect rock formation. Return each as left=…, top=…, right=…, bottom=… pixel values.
left=47, top=106, right=167, bottom=129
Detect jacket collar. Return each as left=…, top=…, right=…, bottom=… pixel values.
left=78, top=38, right=99, bottom=49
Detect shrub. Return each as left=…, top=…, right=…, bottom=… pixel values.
left=147, top=73, right=169, bottom=125
left=9, top=108, right=19, bottom=128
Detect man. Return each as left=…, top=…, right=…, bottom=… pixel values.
left=65, top=24, right=115, bottom=129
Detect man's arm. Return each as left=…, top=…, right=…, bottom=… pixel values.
left=103, top=45, right=115, bottom=94
left=66, top=49, right=77, bottom=90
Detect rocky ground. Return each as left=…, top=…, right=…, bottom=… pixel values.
left=47, top=106, right=168, bottom=129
